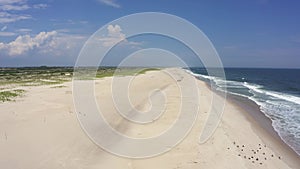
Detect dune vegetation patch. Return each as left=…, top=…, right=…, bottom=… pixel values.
left=1, top=67, right=160, bottom=85
left=0, top=67, right=73, bottom=86
left=0, top=67, right=160, bottom=102
left=96, top=67, right=160, bottom=78
left=50, top=85, right=67, bottom=88
left=0, top=89, right=25, bottom=102
left=74, top=67, right=160, bottom=80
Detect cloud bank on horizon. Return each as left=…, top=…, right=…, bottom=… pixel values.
left=0, top=0, right=299, bottom=68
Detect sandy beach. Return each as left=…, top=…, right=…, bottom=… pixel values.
left=0, top=68, right=299, bottom=169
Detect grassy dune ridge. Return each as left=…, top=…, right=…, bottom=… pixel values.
left=0, top=67, right=159, bottom=102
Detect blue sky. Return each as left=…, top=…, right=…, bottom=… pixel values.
left=0, top=0, right=300, bottom=68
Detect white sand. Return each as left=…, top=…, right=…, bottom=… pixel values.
left=0, top=68, right=299, bottom=169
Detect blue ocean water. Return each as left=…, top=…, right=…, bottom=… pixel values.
left=187, top=68, right=300, bottom=155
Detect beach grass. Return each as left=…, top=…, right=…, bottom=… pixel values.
left=50, top=85, right=67, bottom=88
left=0, top=89, right=25, bottom=102
left=0, top=67, right=73, bottom=86
left=0, top=67, right=159, bottom=102
left=76, top=67, right=160, bottom=79
left=0, top=67, right=160, bottom=86
left=97, top=67, right=159, bottom=78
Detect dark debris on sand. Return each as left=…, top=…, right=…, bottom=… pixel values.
left=226, top=141, right=283, bottom=166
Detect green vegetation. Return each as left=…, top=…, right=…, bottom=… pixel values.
left=0, top=67, right=160, bottom=86
left=0, top=67, right=73, bottom=86
left=75, top=67, right=160, bottom=79
left=136, top=68, right=159, bottom=75
left=0, top=67, right=159, bottom=102
left=0, top=89, right=25, bottom=102
left=50, top=85, right=67, bottom=88
left=96, top=67, right=159, bottom=78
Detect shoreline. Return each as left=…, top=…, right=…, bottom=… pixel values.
left=204, top=80, right=300, bottom=156
left=228, top=94, right=299, bottom=154
left=187, top=67, right=300, bottom=157
left=199, top=76, right=300, bottom=168
left=226, top=94, right=300, bottom=166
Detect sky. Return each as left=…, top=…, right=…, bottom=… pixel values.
left=0, top=0, right=300, bottom=68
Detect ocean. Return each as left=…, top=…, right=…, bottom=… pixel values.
left=187, top=68, right=300, bottom=156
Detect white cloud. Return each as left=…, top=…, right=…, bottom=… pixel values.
left=37, top=33, right=87, bottom=57
left=0, top=25, right=140, bottom=59
left=98, top=24, right=142, bottom=49
left=101, top=24, right=125, bottom=47
left=0, top=4, right=29, bottom=11
left=0, top=31, right=57, bottom=56
left=0, top=0, right=47, bottom=23
left=0, top=31, right=15, bottom=36
left=0, top=12, right=31, bottom=23
left=1, top=25, right=19, bottom=37
left=0, top=0, right=47, bottom=10
left=0, top=0, right=28, bottom=10
left=55, top=29, right=70, bottom=33
left=99, top=0, right=121, bottom=8
left=0, top=0, right=26, bottom=5
left=52, top=19, right=89, bottom=27
left=1, top=25, right=7, bottom=31
left=107, top=24, right=123, bottom=37
left=33, top=4, right=47, bottom=9
left=0, top=31, right=87, bottom=57
left=0, top=11, right=31, bottom=23
left=16, top=28, right=32, bottom=32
